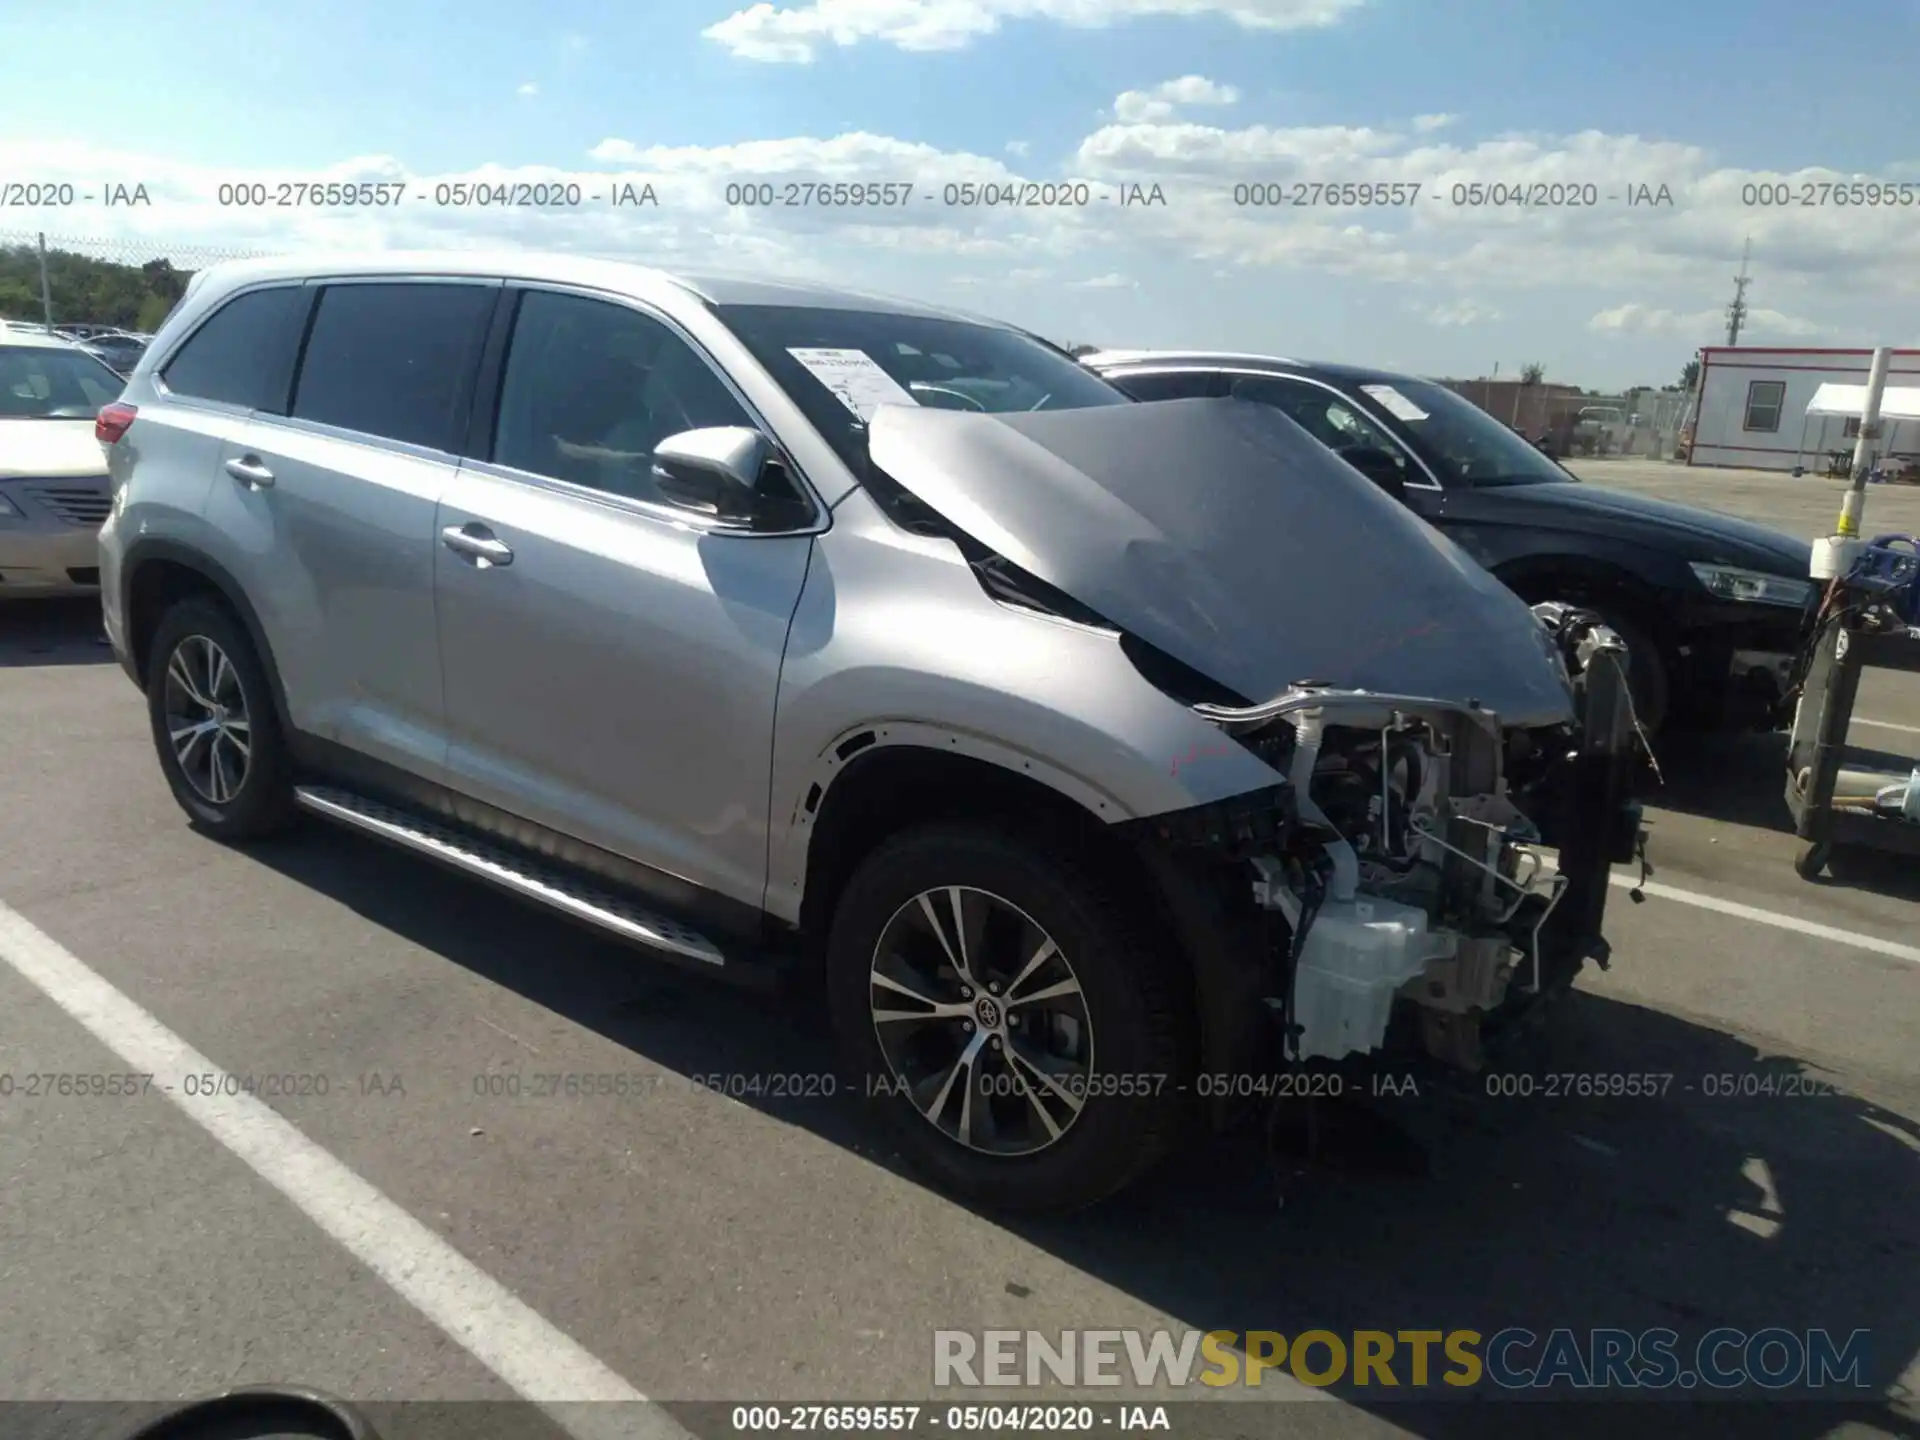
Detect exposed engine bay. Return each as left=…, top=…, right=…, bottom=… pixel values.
left=1137, top=603, right=1646, bottom=1078
left=1239, top=694, right=1570, bottom=1070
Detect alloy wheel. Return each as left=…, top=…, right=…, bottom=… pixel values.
left=869, top=886, right=1094, bottom=1156
left=162, top=635, right=252, bottom=805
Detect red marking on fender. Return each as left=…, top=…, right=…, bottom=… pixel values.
left=1170, top=739, right=1239, bottom=776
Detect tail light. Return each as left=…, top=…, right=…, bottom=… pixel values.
left=96, top=402, right=137, bottom=444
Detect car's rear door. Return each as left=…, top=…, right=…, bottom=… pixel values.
left=204, top=276, right=499, bottom=781
left=433, top=285, right=816, bottom=921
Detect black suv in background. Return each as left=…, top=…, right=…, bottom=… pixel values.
left=1086, top=351, right=1814, bottom=733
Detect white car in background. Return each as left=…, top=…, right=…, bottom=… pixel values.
left=0, top=325, right=124, bottom=596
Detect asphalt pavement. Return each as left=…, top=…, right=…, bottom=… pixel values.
left=1, top=459, right=1916, bottom=1440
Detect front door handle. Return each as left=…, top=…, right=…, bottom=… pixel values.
left=224, top=455, right=274, bottom=489
left=440, top=524, right=514, bottom=567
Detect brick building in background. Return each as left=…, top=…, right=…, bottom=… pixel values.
left=1441, top=378, right=1588, bottom=442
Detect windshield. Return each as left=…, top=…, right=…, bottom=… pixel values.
left=0, top=343, right=125, bottom=418
left=716, top=303, right=1129, bottom=473
left=1361, top=377, right=1574, bottom=488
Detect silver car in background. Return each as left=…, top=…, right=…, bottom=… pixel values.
left=0, top=326, right=125, bottom=595
left=97, top=252, right=1639, bottom=1213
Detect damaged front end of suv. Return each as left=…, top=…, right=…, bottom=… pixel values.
left=1137, top=615, right=1645, bottom=1086
left=861, top=395, right=1647, bottom=1111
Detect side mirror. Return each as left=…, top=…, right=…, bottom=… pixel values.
left=1342, top=445, right=1407, bottom=501
left=651, top=427, right=771, bottom=522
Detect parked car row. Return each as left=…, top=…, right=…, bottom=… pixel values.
left=5, top=254, right=1802, bottom=1213
left=2, top=318, right=154, bottom=372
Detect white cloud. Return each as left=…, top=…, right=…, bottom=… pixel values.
left=1588, top=302, right=1828, bottom=340
left=1114, top=75, right=1241, bottom=123
left=1005, top=140, right=1030, bottom=157
left=1067, top=117, right=1920, bottom=296
left=1412, top=113, right=1456, bottom=132
left=1417, top=299, right=1500, bottom=326
left=7, top=123, right=1913, bottom=365
left=516, top=82, right=539, bottom=97
left=704, top=0, right=1363, bottom=62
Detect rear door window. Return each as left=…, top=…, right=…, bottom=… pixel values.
left=290, top=282, right=495, bottom=451
left=160, top=286, right=307, bottom=411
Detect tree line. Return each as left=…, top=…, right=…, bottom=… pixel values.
left=0, top=243, right=193, bottom=332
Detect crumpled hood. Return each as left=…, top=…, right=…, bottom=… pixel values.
left=1490, top=480, right=1812, bottom=573
left=867, top=397, right=1576, bottom=727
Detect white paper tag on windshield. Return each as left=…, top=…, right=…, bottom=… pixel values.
left=787, top=348, right=920, bottom=420
left=1361, top=383, right=1429, bottom=422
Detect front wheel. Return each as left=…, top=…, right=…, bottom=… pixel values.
left=826, top=824, right=1195, bottom=1215
left=146, top=597, right=298, bottom=840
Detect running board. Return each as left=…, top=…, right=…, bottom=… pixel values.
left=293, top=785, right=727, bottom=967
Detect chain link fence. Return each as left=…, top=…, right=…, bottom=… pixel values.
left=0, top=228, right=284, bottom=268
left=0, top=229, right=289, bottom=333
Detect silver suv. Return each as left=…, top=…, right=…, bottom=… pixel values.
left=99, top=252, right=1641, bottom=1213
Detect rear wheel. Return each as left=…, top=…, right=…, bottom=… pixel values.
left=146, top=598, right=298, bottom=840
left=826, top=824, right=1194, bottom=1214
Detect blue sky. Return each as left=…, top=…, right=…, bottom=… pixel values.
left=3, top=0, right=1919, bottom=386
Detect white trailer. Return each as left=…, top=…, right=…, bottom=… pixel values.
left=1687, top=347, right=1920, bottom=472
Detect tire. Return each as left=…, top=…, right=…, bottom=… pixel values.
left=146, top=597, right=298, bottom=840
left=826, top=823, right=1195, bottom=1215
left=1824, top=842, right=1870, bottom=884
left=1794, top=841, right=1830, bottom=881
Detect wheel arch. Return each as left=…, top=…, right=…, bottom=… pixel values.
left=789, top=732, right=1260, bottom=1115
left=790, top=732, right=1137, bottom=939
left=122, top=539, right=293, bottom=737
left=1493, top=554, right=1672, bottom=644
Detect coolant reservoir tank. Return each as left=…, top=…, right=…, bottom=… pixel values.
left=1292, top=896, right=1453, bottom=1062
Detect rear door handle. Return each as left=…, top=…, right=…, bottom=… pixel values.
left=223, top=456, right=274, bottom=489
left=440, top=523, right=514, bottom=567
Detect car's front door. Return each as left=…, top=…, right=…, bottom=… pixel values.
left=1222, top=373, right=1446, bottom=522
left=434, top=286, right=816, bottom=917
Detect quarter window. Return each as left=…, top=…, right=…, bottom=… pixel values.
left=290, top=282, right=495, bottom=449
left=492, top=290, right=759, bottom=504
left=160, top=286, right=306, bottom=411
left=1743, top=380, right=1786, bottom=432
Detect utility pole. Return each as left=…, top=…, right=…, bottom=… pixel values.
left=37, top=232, right=54, bottom=331
left=1836, top=346, right=1892, bottom=539
left=1724, top=237, right=1752, bottom=347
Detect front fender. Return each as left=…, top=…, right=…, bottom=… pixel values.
left=762, top=500, right=1288, bottom=922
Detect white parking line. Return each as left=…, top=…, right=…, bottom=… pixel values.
left=0, top=899, right=689, bottom=1440
left=1613, top=874, right=1920, bottom=967
left=1851, top=716, right=1920, bottom=736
